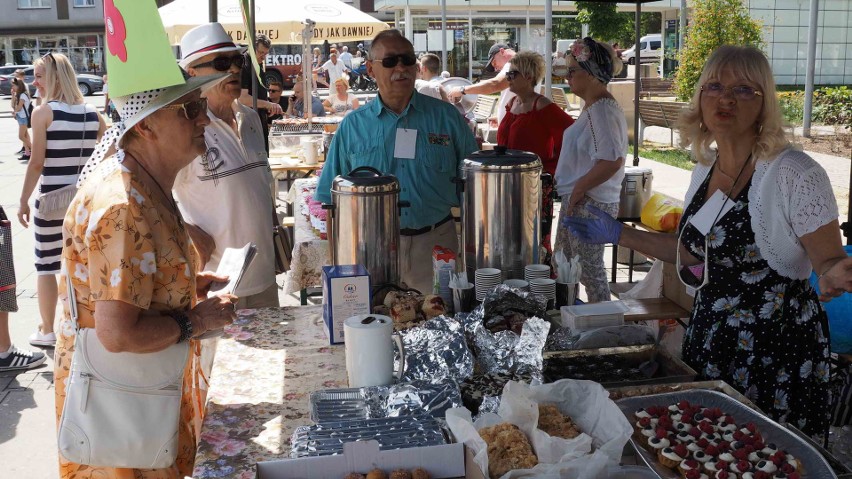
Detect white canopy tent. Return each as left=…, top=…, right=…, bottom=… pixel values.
left=158, top=0, right=389, bottom=45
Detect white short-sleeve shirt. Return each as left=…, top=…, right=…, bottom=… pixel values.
left=174, top=101, right=276, bottom=296
left=554, top=98, right=628, bottom=204
left=496, top=62, right=517, bottom=125
left=321, top=59, right=348, bottom=85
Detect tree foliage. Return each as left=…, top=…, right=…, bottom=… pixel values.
left=575, top=2, right=624, bottom=43
left=674, top=0, right=765, bottom=101
left=558, top=4, right=660, bottom=50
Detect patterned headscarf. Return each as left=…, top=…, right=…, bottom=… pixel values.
left=568, top=37, right=614, bottom=84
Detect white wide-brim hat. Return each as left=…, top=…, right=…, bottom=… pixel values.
left=179, top=22, right=246, bottom=69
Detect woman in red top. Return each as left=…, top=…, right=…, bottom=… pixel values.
left=497, top=51, right=575, bottom=272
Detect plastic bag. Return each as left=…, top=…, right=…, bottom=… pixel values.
left=640, top=194, right=682, bottom=232
left=446, top=380, right=632, bottom=479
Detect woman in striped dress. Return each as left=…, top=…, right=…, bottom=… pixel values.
left=17, top=53, right=105, bottom=348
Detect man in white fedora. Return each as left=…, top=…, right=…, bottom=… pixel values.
left=175, top=22, right=279, bottom=311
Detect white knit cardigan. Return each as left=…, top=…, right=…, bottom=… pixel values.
left=684, top=148, right=839, bottom=280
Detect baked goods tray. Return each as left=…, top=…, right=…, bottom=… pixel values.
left=616, top=389, right=837, bottom=479
left=607, top=380, right=759, bottom=411
left=542, top=344, right=698, bottom=388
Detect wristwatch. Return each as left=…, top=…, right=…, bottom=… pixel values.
left=460, top=86, right=466, bottom=95
left=167, top=310, right=193, bottom=343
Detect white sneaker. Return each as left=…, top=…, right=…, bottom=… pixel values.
left=28, top=330, right=57, bottom=348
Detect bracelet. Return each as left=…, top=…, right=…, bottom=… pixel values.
left=167, top=310, right=193, bottom=343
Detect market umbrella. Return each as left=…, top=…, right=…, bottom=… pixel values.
left=158, top=0, right=389, bottom=45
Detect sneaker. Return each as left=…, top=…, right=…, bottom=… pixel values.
left=0, top=346, right=47, bottom=371
left=19, top=154, right=30, bottom=161
left=28, top=330, right=56, bottom=348
left=16, top=146, right=24, bottom=154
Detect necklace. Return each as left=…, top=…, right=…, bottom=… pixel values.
left=131, top=155, right=182, bottom=225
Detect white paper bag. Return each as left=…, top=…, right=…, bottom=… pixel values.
left=446, top=379, right=632, bottom=479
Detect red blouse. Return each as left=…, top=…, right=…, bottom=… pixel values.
left=496, top=96, right=575, bottom=175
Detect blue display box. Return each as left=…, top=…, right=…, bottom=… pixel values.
left=321, top=264, right=371, bottom=345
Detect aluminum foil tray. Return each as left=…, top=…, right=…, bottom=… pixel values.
left=290, top=414, right=447, bottom=458
left=616, top=389, right=837, bottom=479
left=309, top=381, right=461, bottom=423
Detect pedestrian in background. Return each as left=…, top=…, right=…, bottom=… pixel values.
left=12, top=79, right=32, bottom=161
left=17, top=52, right=105, bottom=349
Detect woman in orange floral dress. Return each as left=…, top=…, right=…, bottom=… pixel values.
left=55, top=74, right=237, bottom=478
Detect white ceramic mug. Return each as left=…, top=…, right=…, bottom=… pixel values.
left=344, top=314, right=405, bottom=388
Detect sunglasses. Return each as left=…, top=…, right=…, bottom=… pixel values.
left=374, top=53, right=417, bottom=68
left=41, top=52, right=55, bottom=63
left=268, top=89, right=281, bottom=93
left=161, top=97, right=208, bottom=121
left=505, top=70, right=523, bottom=81
left=701, top=82, right=763, bottom=101
left=193, top=54, right=245, bottom=72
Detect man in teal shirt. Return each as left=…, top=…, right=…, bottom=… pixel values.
left=315, top=29, right=477, bottom=293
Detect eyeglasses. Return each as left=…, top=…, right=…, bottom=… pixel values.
left=161, top=98, right=208, bottom=121
left=676, top=226, right=710, bottom=292
left=192, top=54, right=245, bottom=72
left=373, top=53, right=417, bottom=68
left=701, top=82, right=763, bottom=101
left=505, top=70, right=523, bottom=81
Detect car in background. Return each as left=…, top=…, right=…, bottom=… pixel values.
left=621, top=34, right=662, bottom=65
left=0, top=67, right=103, bottom=96
left=0, top=64, right=34, bottom=95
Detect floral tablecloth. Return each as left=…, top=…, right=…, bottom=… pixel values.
left=283, top=178, right=330, bottom=294
left=192, top=306, right=346, bottom=479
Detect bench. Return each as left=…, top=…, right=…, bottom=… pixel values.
left=637, top=100, right=688, bottom=146
left=473, top=94, right=498, bottom=143
left=639, top=77, right=675, bottom=98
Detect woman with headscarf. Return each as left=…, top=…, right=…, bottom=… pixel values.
left=552, top=38, right=626, bottom=302
left=17, top=53, right=106, bottom=348
left=56, top=71, right=238, bottom=478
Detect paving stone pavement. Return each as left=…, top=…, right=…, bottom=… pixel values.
left=0, top=94, right=849, bottom=477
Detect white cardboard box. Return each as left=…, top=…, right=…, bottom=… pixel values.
left=560, top=300, right=629, bottom=331
left=256, top=440, right=465, bottom=479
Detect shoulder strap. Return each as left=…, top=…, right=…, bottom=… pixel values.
left=506, top=95, right=517, bottom=111
left=66, top=268, right=79, bottom=331
left=533, top=95, right=542, bottom=110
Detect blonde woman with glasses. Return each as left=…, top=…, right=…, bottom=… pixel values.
left=17, top=53, right=106, bottom=349
left=565, top=45, right=851, bottom=436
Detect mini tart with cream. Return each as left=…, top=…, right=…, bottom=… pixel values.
left=718, top=452, right=736, bottom=464
left=753, top=460, right=777, bottom=474
left=704, top=460, right=729, bottom=475
left=693, top=450, right=712, bottom=464
left=684, top=470, right=710, bottom=479
left=679, top=458, right=702, bottom=476
left=713, top=470, right=736, bottom=479
left=658, top=444, right=688, bottom=469
left=648, top=436, right=670, bottom=451
left=741, top=472, right=773, bottom=479
left=730, top=459, right=752, bottom=475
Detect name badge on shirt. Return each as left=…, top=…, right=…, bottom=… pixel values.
left=689, top=189, right=736, bottom=236
left=394, top=128, right=417, bottom=159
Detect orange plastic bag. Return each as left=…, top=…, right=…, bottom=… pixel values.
left=640, top=194, right=683, bottom=232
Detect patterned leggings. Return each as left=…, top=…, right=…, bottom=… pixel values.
left=552, top=197, right=620, bottom=303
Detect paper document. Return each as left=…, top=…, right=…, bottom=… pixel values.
left=207, top=242, right=257, bottom=298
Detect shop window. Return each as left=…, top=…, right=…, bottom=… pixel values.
left=74, top=0, right=95, bottom=6
left=18, top=0, right=51, bottom=8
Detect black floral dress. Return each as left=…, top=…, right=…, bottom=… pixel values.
left=680, top=168, right=832, bottom=436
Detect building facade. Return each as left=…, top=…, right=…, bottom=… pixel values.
left=0, top=0, right=107, bottom=74
left=375, top=0, right=852, bottom=86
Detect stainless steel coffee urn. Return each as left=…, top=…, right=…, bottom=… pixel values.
left=618, top=166, right=654, bottom=219
left=459, top=147, right=542, bottom=280
left=323, top=167, right=405, bottom=287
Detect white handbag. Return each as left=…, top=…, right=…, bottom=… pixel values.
left=57, top=271, right=190, bottom=469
